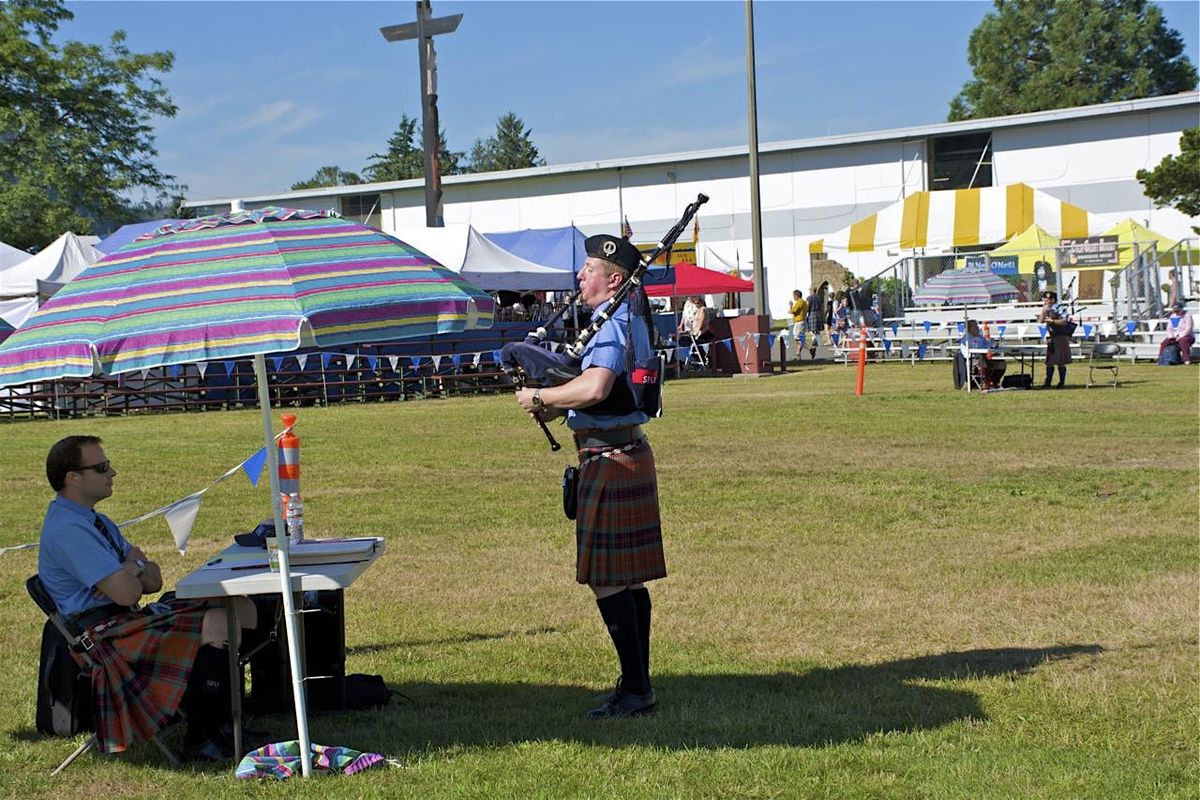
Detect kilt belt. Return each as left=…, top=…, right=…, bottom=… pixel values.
left=573, top=425, right=644, bottom=450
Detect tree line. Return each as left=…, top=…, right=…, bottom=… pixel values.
left=290, top=111, right=545, bottom=190
left=0, top=0, right=1196, bottom=252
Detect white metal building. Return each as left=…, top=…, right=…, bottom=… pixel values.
left=184, top=92, right=1200, bottom=319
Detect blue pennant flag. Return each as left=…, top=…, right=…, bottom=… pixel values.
left=367, top=355, right=378, bottom=371
left=451, top=354, right=462, bottom=369
left=271, top=356, right=284, bottom=373
left=1125, top=321, right=1136, bottom=334
left=492, top=349, right=502, bottom=364
left=918, top=343, right=928, bottom=360
left=1083, top=323, right=1093, bottom=338
left=409, top=356, right=421, bottom=370
left=1038, top=325, right=1047, bottom=339
left=923, top=320, right=932, bottom=333
left=956, top=322, right=965, bottom=333
left=169, top=364, right=181, bottom=379
left=679, top=344, right=692, bottom=362
left=883, top=339, right=892, bottom=352
left=722, top=338, right=734, bottom=352
left=998, top=325, right=1007, bottom=338
left=831, top=332, right=841, bottom=346
left=891, top=323, right=899, bottom=336
left=320, top=353, right=333, bottom=370
left=224, top=360, right=236, bottom=377
left=767, top=334, right=777, bottom=350
left=241, top=448, right=267, bottom=486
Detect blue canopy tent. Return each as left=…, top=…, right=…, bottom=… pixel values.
left=485, top=226, right=587, bottom=273
left=97, top=219, right=183, bottom=254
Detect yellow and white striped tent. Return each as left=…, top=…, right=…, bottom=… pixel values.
left=810, top=183, right=1106, bottom=254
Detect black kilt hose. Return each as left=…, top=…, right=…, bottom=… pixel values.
left=575, top=440, right=667, bottom=587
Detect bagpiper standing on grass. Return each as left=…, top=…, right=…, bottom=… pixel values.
left=515, top=234, right=666, bottom=719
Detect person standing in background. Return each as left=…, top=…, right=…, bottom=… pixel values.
left=789, top=290, right=808, bottom=359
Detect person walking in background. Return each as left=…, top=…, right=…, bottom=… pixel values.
left=807, top=281, right=828, bottom=355
left=833, top=292, right=850, bottom=335
left=1038, top=291, right=1073, bottom=388
left=789, top=289, right=808, bottom=359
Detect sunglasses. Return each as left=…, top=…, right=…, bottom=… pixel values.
left=74, top=460, right=112, bottom=474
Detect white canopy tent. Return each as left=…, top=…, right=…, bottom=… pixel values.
left=392, top=224, right=577, bottom=292
left=0, top=231, right=103, bottom=298
left=0, top=241, right=30, bottom=272
left=0, top=297, right=37, bottom=331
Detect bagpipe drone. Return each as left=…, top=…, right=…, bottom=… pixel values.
left=502, top=193, right=709, bottom=451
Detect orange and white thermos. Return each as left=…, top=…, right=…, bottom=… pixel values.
left=278, top=413, right=304, bottom=544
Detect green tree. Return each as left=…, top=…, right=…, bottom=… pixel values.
left=0, top=0, right=178, bottom=251
left=362, top=113, right=461, bottom=182
left=466, top=112, right=546, bottom=173
left=948, top=0, right=1197, bottom=121
left=290, top=166, right=364, bottom=191
left=1137, top=126, right=1200, bottom=234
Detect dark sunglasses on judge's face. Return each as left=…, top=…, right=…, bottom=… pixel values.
left=73, top=460, right=112, bottom=474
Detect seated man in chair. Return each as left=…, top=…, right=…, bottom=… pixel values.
left=38, top=435, right=256, bottom=761
left=960, top=320, right=1006, bottom=388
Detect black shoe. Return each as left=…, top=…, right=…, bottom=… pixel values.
left=1055, top=383, right=1065, bottom=389
left=183, top=737, right=234, bottom=762
left=592, top=676, right=624, bottom=703
left=586, top=688, right=657, bottom=719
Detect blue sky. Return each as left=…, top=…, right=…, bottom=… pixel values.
left=61, top=1, right=1200, bottom=202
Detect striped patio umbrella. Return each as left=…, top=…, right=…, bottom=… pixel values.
left=0, top=206, right=495, bottom=775
left=911, top=267, right=1018, bottom=305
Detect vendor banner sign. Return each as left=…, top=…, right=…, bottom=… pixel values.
left=963, top=254, right=1019, bottom=275
left=1058, top=236, right=1118, bottom=269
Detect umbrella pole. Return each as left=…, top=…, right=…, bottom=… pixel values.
left=254, top=354, right=313, bottom=777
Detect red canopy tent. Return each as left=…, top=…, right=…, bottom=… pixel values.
left=643, top=262, right=754, bottom=297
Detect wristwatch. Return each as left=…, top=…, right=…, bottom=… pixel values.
left=532, top=389, right=544, bottom=409
left=132, top=559, right=146, bottom=577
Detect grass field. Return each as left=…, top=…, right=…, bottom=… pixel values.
left=0, top=361, right=1196, bottom=799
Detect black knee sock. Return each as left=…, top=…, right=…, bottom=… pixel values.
left=183, top=645, right=230, bottom=744
left=596, top=591, right=649, bottom=696
left=630, top=587, right=652, bottom=686
left=1057, top=365, right=1067, bottom=386
left=1044, top=366, right=1053, bottom=386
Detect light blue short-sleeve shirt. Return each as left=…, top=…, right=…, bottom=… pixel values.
left=568, top=298, right=652, bottom=432
left=38, top=496, right=130, bottom=619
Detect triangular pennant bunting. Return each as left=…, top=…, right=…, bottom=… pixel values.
left=164, top=494, right=203, bottom=554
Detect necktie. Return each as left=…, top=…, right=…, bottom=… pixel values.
left=94, top=516, right=126, bottom=560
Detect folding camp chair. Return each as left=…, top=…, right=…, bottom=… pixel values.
left=27, top=575, right=181, bottom=775
left=678, top=335, right=709, bottom=372
left=1086, top=342, right=1122, bottom=388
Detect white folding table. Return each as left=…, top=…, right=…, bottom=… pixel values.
left=175, top=537, right=386, bottom=762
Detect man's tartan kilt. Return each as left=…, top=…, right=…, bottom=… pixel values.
left=85, top=599, right=209, bottom=753
left=575, top=440, right=666, bottom=586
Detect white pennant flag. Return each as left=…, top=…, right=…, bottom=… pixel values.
left=699, top=343, right=710, bottom=355
left=297, top=354, right=309, bottom=371
left=163, top=494, right=203, bottom=554
left=751, top=333, right=761, bottom=345
left=473, top=352, right=483, bottom=367
left=388, top=355, right=400, bottom=371
left=196, top=362, right=208, bottom=380
left=432, top=355, right=443, bottom=371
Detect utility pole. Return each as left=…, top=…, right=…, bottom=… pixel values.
left=744, top=0, right=768, bottom=316
left=380, top=1, right=462, bottom=227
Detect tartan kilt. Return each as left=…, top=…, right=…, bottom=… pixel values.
left=575, top=440, right=666, bottom=586
left=1046, top=334, right=1073, bottom=366
left=86, top=599, right=210, bottom=754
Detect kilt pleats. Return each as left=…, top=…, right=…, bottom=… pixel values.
left=575, top=441, right=666, bottom=586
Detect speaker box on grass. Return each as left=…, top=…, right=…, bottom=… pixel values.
left=247, top=590, right=346, bottom=713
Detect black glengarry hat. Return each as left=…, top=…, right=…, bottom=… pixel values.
left=584, top=234, right=641, bottom=273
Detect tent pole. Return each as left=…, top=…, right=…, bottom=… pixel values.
left=254, top=354, right=313, bottom=777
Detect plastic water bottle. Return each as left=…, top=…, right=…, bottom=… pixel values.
left=284, top=492, right=304, bottom=545
left=265, top=529, right=280, bottom=572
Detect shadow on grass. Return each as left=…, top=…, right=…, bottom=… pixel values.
left=10, top=644, right=1104, bottom=771
left=345, top=625, right=562, bottom=655
left=310, top=643, right=1104, bottom=752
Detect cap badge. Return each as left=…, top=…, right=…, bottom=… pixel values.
left=601, top=240, right=617, bottom=257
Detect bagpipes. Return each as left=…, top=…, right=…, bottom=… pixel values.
left=502, top=193, right=709, bottom=451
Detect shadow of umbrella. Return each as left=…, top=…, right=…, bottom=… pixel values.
left=0, top=206, right=495, bottom=775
